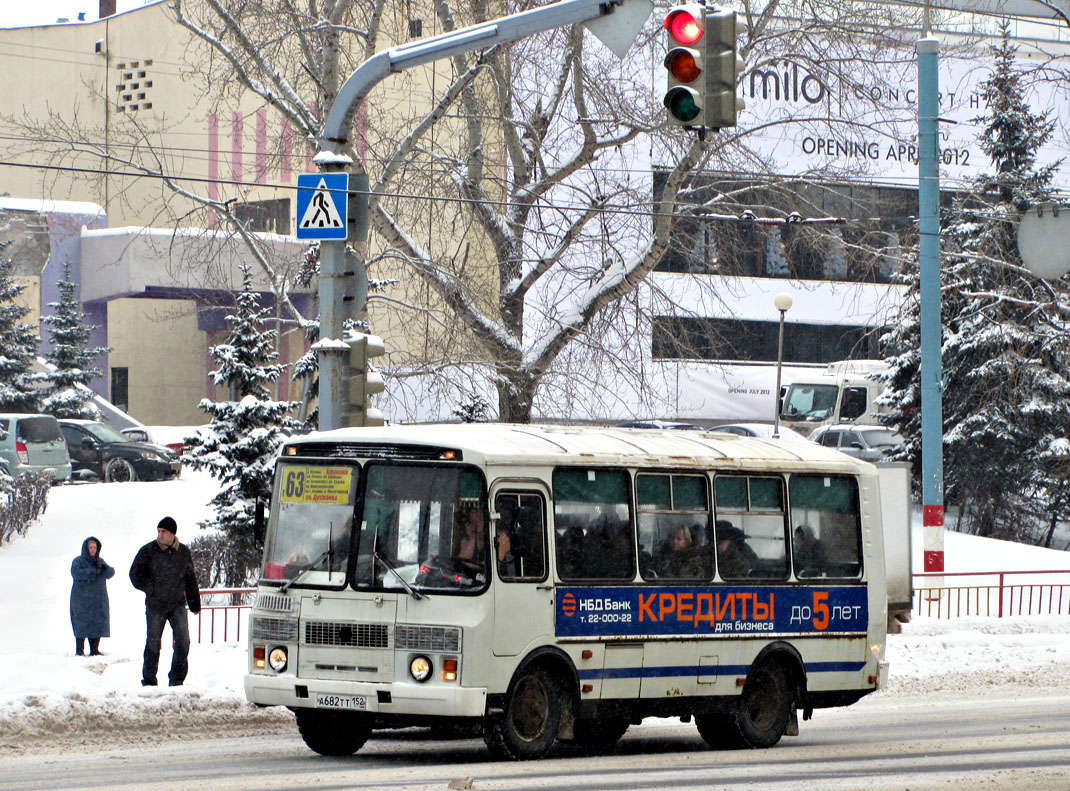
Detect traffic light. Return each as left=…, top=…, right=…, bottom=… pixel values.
left=663, top=4, right=706, bottom=126
left=703, top=7, right=745, bottom=129
left=663, top=4, right=744, bottom=130
left=345, top=332, right=386, bottom=427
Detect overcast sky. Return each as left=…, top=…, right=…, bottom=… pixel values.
left=1, top=1, right=150, bottom=28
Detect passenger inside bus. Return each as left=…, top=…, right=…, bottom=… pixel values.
left=792, top=524, right=829, bottom=577
left=657, top=524, right=706, bottom=579
left=496, top=527, right=520, bottom=577
left=716, top=520, right=758, bottom=580
left=456, top=505, right=487, bottom=570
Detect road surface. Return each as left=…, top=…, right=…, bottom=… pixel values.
left=3, top=686, right=1068, bottom=791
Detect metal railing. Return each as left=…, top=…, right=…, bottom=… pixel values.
left=913, top=570, right=1070, bottom=619
left=194, top=587, right=256, bottom=644
left=193, top=571, right=1070, bottom=642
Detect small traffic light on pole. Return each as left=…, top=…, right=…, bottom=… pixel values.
left=703, top=7, right=745, bottom=129
left=663, top=4, right=706, bottom=126
left=663, top=4, right=744, bottom=130
left=345, top=332, right=386, bottom=427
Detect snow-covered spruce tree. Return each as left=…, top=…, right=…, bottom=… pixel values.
left=185, top=264, right=299, bottom=585
left=881, top=24, right=1070, bottom=541
left=39, top=262, right=110, bottom=419
left=0, top=242, right=41, bottom=414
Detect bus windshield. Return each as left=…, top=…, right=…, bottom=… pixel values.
left=263, top=463, right=359, bottom=583
left=782, top=383, right=839, bottom=420
left=354, top=463, right=488, bottom=594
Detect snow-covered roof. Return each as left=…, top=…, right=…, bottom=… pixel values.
left=0, top=198, right=104, bottom=216
left=289, top=422, right=865, bottom=470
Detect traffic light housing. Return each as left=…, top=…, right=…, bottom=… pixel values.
left=345, top=332, right=386, bottom=427
left=663, top=4, right=744, bottom=130
left=704, top=7, right=744, bottom=129
left=663, top=4, right=706, bottom=126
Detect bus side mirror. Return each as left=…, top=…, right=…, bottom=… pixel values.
left=254, top=497, right=266, bottom=544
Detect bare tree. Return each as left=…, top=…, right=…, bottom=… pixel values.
left=6, top=0, right=1004, bottom=423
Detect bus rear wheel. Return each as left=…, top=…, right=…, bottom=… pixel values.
left=484, top=667, right=562, bottom=760
left=295, top=708, right=372, bottom=756
left=697, top=662, right=792, bottom=749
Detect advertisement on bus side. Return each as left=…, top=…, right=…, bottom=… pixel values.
left=555, top=585, right=868, bottom=638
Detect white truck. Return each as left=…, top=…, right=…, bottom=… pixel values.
left=779, top=359, right=891, bottom=437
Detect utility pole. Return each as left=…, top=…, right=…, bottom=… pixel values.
left=917, top=9, right=944, bottom=582
left=311, top=0, right=651, bottom=430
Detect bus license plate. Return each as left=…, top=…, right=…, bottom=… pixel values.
left=316, top=694, right=367, bottom=710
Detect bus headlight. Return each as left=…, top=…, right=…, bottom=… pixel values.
left=268, top=647, right=288, bottom=672
left=410, top=655, right=433, bottom=682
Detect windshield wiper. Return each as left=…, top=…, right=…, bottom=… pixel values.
left=373, top=550, right=425, bottom=600
left=279, top=549, right=331, bottom=593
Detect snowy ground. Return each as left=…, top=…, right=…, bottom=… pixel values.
left=1, top=467, right=1068, bottom=751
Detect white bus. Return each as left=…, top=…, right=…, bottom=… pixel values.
left=245, top=423, right=889, bottom=759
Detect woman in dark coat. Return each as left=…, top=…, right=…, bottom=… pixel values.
left=70, top=536, right=115, bottom=656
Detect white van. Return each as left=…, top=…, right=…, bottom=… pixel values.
left=779, top=360, right=890, bottom=437
left=0, top=413, right=72, bottom=482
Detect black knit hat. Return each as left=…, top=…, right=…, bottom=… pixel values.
left=158, top=516, right=178, bottom=534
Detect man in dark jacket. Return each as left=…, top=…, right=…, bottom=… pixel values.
left=129, top=516, right=201, bottom=687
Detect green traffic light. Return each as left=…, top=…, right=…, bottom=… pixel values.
left=664, top=87, right=701, bottom=123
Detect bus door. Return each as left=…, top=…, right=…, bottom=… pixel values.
left=490, top=485, right=553, bottom=656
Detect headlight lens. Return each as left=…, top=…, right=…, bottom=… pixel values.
left=268, top=646, right=288, bottom=672
left=410, top=655, right=432, bottom=682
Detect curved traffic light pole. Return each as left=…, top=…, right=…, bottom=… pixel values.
left=313, top=0, right=651, bottom=430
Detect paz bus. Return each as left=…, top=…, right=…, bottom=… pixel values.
left=244, top=423, right=889, bottom=759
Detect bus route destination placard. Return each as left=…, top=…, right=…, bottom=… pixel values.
left=556, top=585, right=868, bottom=637
left=279, top=465, right=353, bottom=504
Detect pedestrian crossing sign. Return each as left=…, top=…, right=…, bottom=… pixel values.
left=296, top=172, right=348, bottom=240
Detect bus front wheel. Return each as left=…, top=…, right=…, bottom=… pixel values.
left=484, top=667, right=562, bottom=760
left=295, top=708, right=372, bottom=756
left=697, top=661, right=792, bottom=749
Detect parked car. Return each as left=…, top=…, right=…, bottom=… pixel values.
left=712, top=423, right=807, bottom=441
left=810, top=424, right=904, bottom=462
left=120, top=426, right=186, bottom=456
left=0, top=413, right=72, bottom=482
left=59, top=419, right=182, bottom=482
left=616, top=420, right=703, bottom=430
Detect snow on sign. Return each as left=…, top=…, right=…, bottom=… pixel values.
left=296, top=172, right=348, bottom=240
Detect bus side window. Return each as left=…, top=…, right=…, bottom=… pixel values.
left=494, top=492, right=547, bottom=581
left=552, top=467, right=634, bottom=582
left=788, top=475, right=863, bottom=579
left=714, top=475, right=789, bottom=581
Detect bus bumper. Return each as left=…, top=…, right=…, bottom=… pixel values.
left=244, top=674, right=488, bottom=718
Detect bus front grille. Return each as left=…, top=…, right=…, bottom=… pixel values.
left=304, top=621, right=390, bottom=648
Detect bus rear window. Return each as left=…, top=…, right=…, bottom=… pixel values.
left=788, top=475, right=862, bottom=579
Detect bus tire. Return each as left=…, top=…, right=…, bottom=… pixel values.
left=571, top=717, right=630, bottom=748
left=294, top=708, right=372, bottom=756
left=702, top=661, right=792, bottom=749
left=483, top=667, right=562, bottom=760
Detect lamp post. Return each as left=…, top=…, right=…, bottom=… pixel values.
left=772, top=293, right=792, bottom=438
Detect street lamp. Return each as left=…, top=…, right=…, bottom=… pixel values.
left=772, top=293, right=792, bottom=438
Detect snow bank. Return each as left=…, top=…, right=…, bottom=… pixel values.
left=0, top=464, right=1068, bottom=750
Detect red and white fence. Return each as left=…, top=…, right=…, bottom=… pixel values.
left=194, top=587, right=255, bottom=644
left=913, top=570, right=1070, bottom=619
left=191, top=571, right=1070, bottom=644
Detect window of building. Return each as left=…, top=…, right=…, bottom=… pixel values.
left=650, top=316, right=880, bottom=363
left=111, top=367, right=129, bottom=413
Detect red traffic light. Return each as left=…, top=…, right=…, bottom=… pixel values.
left=664, top=8, right=703, bottom=46
left=665, top=48, right=701, bottom=84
